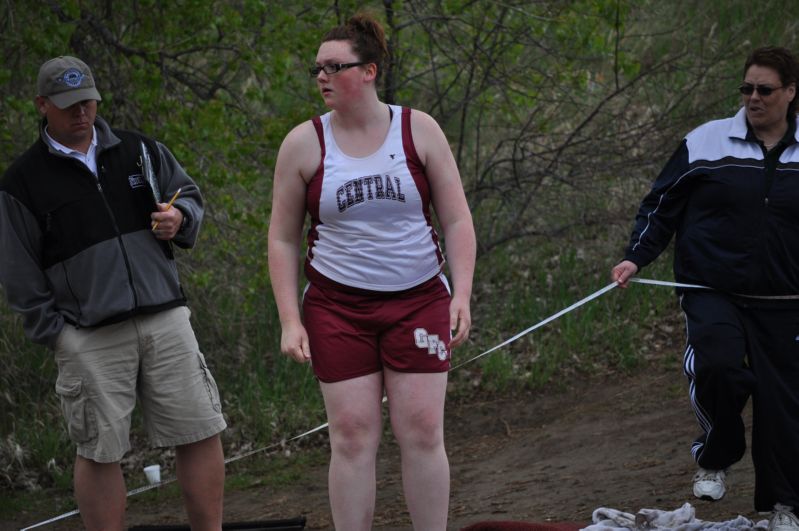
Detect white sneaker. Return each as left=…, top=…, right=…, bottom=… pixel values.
left=769, top=504, right=799, bottom=531
left=692, top=468, right=726, bottom=501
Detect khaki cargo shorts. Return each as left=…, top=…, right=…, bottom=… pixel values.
left=53, top=306, right=226, bottom=463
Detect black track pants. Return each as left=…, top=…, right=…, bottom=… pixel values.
left=680, top=290, right=799, bottom=511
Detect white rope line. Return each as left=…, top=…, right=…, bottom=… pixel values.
left=630, top=278, right=709, bottom=289
left=20, top=509, right=81, bottom=530
left=21, top=277, right=694, bottom=530
left=449, top=281, right=620, bottom=371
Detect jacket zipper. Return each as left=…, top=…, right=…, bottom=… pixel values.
left=93, top=162, right=139, bottom=309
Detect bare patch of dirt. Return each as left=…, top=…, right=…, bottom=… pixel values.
left=4, top=359, right=760, bottom=531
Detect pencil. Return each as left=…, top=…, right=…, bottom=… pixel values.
left=151, top=187, right=182, bottom=231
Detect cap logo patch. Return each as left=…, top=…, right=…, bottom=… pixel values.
left=58, top=68, right=85, bottom=88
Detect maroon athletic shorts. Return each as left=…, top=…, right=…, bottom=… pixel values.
left=302, top=274, right=452, bottom=383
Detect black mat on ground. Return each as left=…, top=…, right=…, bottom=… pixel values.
left=129, top=517, right=306, bottom=530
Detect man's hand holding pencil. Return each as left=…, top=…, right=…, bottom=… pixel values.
left=151, top=187, right=183, bottom=240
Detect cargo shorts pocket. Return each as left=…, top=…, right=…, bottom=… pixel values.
left=197, top=353, right=222, bottom=413
left=55, top=379, right=98, bottom=443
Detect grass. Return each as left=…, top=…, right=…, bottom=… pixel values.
left=0, top=486, right=77, bottom=524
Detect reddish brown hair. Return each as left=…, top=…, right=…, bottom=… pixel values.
left=323, top=12, right=388, bottom=82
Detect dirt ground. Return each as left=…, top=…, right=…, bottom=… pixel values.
left=5, top=358, right=764, bottom=531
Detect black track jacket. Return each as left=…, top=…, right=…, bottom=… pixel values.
left=624, top=107, right=799, bottom=298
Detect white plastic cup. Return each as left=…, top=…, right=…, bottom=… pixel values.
left=143, top=464, right=161, bottom=484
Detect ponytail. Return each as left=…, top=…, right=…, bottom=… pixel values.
left=322, top=11, right=388, bottom=81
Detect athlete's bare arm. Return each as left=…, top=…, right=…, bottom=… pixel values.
left=411, top=110, right=476, bottom=348
left=268, top=121, right=321, bottom=362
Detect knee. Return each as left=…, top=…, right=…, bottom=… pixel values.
left=330, top=414, right=380, bottom=460
left=175, top=434, right=223, bottom=460
left=692, top=359, right=756, bottom=398
left=687, top=340, right=744, bottom=377
left=393, top=409, right=444, bottom=452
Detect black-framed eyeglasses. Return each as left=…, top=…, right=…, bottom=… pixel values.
left=739, top=83, right=784, bottom=96
left=309, top=62, right=367, bottom=77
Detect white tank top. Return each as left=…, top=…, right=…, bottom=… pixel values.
left=305, top=105, right=444, bottom=291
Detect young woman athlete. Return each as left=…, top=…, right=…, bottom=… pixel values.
left=267, top=11, right=476, bottom=531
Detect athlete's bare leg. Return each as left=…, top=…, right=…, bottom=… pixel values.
left=385, top=369, right=449, bottom=531
left=320, top=372, right=384, bottom=531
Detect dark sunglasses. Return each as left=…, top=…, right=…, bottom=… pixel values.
left=309, top=62, right=367, bottom=77
left=739, top=83, right=783, bottom=96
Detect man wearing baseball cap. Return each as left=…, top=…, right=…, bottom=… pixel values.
left=0, top=56, right=226, bottom=529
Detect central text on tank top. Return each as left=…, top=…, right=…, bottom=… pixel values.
left=306, top=105, right=444, bottom=291
left=336, top=174, right=407, bottom=212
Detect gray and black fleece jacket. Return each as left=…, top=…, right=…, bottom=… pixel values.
left=0, top=116, right=203, bottom=347
left=623, top=107, right=799, bottom=299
